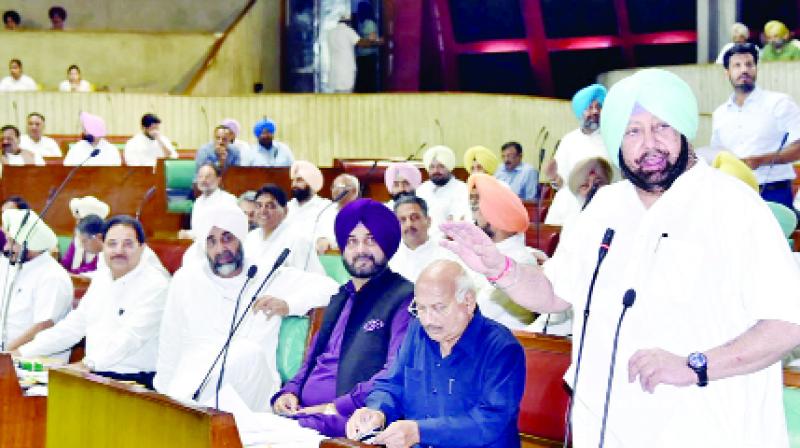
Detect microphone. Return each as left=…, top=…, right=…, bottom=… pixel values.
left=304, top=189, right=350, bottom=269
left=359, top=160, right=380, bottom=198
left=759, top=132, right=789, bottom=195
left=581, top=182, right=602, bottom=211
left=406, top=142, right=427, bottom=161
left=200, top=106, right=210, bottom=133
left=563, top=228, right=616, bottom=447
left=135, top=186, right=157, bottom=221
left=599, top=289, right=637, bottom=448
left=0, top=149, right=100, bottom=349
left=434, top=119, right=443, bottom=144
left=192, top=264, right=258, bottom=404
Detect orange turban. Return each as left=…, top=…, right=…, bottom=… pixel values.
left=468, top=173, right=529, bottom=233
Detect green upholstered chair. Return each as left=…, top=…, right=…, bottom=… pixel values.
left=785, top=386, right=800, bottom=447
left=164, top=159, right=195, bottom=214
left=319, top=253, right=350, bottom=285
left=276, top=316, right=311, bottom=383
left=56, top=235, right=72, bottom=259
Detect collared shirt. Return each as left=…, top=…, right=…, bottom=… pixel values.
left=366, top=309, right=525, bottom=448
left=278, top=276, right=413, bottom=421
left=19, top=256, right=167, bottom=373
left=123, top=132, right=178, bottom=167
left=416, top=178, right=471, bottom=239
left=475, top=233, right=536, bottom=329
left=63, top=139, right=122, bottom=166
left=389, top=237, right=454, bottom=282
left=194, top=142, right=240, bottom=170
left=494, top=162, right=539, bottom=200
left=761, top=41, right=800, bottom=61
left=3, top=150, right=45, bottom=166
left=0, top=75, right=37, bottom=92
left=543, top=160, right=800, bottom=447
left=243, top=140, right=294, bottom=167
left=19, top=134, right=62, bottom=158
left=0, top=253, right=72, bottom=348
left=711, top=86, right=800, bottom=184
left=154, top=257, right=337, bottom=411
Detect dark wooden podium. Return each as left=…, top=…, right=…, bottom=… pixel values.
left=0, top=353, right=46, bottom=448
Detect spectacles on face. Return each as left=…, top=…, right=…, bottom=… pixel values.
left=407, top=299, right=454, bottom=319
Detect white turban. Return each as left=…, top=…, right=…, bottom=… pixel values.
left=291, top=160, right=324, bottom=193
left=69, top=196, right=110, bottom=219
left=423, top=145, right=456, bottom=171
left=196, top=203, right=249, bottom=245
left=2, top=209, right=57, bottom=252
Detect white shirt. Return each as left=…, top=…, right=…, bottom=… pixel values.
left=0, top=253, right=72, bottom=348
left=327, top=22, right=361, bottom=91
left=286, top=195, right=334, bottom=243
left=63, top=139, right=122, bottom=166
left=543, top=161, right=800, bottom=447
left=58, top=79, right=92, bottom=92
left=3, top=150, right=45, bottom=166
left=123, top=132, right=178, bottom=167
left=190, top=188, right=238, bottom=233
left=389, top=237, right=454, bottom=282
left=0, top=75, right=37, bottom=92
left=90, top=245, right=170, bottom=280
left=416, top=177, right=471, bottom=238
left=19, top=258, right=169, bottom=373
left=547, top=128, right=609, bottom=226
left=475, top=233, right=536, bottom=329
left=19, top=135, right=62, bottom=157
left=243, top=219, right=326, bottom=275
left=153, top=258, right=337, bottom=410
left=711, top=86, right=800, bottom=184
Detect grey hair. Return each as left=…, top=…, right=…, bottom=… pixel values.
left=453, top=267, right=476, bottom=303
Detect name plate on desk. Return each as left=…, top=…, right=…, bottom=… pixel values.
left=46, top=368, right=242, bottom=448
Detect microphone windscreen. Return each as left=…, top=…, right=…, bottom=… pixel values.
left=247, top=264, right=258, bottom=278
left=89, top=148, right=100, bottom=157
left=623, top=289, right=636, bottom=307
left=273, top=248, right=291, bottom=270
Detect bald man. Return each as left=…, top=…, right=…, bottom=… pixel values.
left=347, top=260, right=525, bottom=448
left=316, top=173, right=361, bottom=253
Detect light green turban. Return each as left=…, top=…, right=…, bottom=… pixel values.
left=2, top=209, right=58, bottom=252
left=600, top=68, right=698, bottom=166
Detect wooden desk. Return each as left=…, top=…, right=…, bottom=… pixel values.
left=0, top=353, right=46, bottom=448
left=47, top=368, right=241, bottom=448
left=320, top=439, right=370, bottom=447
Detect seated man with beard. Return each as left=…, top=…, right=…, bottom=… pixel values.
left=384, top=162, right=422, bottom=209
left=154, top=204, right=337, bottom=410
left=271, top=199, right=414, bottom=436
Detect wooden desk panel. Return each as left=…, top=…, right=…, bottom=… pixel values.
left=47, top=368, right=241, bottom=448
left=0, top=353, right=46, bottom=448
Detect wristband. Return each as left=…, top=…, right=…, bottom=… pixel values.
left=487, top=256, right=512, bottom=283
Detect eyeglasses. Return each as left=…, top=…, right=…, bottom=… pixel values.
left=407, top=300, right=453, bottom=319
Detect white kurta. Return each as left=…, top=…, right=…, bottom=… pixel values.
left=388, top=237, right=455, bottom=282
left=63, top=139, right=122, bottom=166
left=0, top=253, right=72, bottom=348
left=475, top=233, right=536, bottom=329
left=3, top=151, right=45, bottom=166
left=326, top=22, right=360, bottom=92
left=416, top=178, right=471, bottom=238
left=58, top=79, right=92, bottom=92
left=243, top=219, right=326, bottom=275
left=286, top=195, right=334, bottom=243
left=123, top=132, right=178, bottom=167
left=19, top=135, right=62, bottom=157
left=543, top=160, right=800, bottom=447
left=0, top=75, right=37, bottom=92
left=153, top=258, right=337, bottom=411
left=546, top=128, right=608, bottom=226
left=19, top=259, right=169, bottom=373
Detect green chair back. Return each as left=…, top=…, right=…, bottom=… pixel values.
left=56, top=235, right=72, bottom=259
left=276, top=316, right=311, bottom=383
left=785, top=386, right=800, bottom=447
left=319, top=254, right=350, bottom=285
left=164, top=160, right=196, bottom=190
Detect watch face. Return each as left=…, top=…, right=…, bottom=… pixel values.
left=688, top=352, right=707, bottom=369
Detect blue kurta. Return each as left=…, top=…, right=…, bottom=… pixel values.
left=495, top=162, right=539, bottom=200
left=366, top=308, right=526, bottom=447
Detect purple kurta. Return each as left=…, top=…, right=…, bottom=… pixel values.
left=60, top=240, right=99, bottom=274
left=274, top=280, right=413, bottom=436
